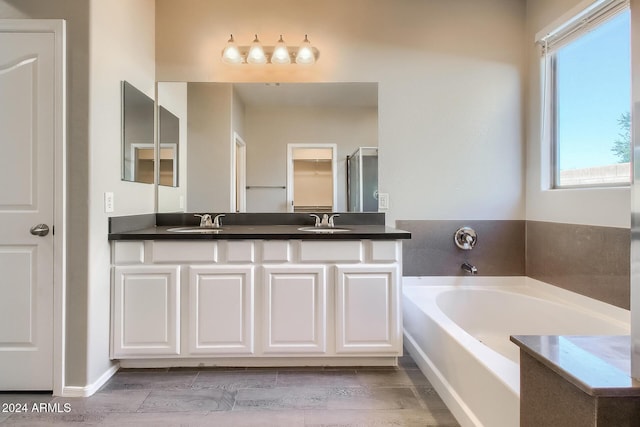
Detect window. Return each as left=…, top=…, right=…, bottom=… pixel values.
left=541, top=1, right=631, bottom=188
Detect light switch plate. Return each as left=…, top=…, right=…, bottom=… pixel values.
left=378, top=193, right=389, bottom=210
left=104, top=192, right=114, bottom=213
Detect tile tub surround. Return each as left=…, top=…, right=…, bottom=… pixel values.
left=397, top=220, right=525, bottom=276
left=399, top=219, right=629, bottom=309
left=526, top=221, right=630, bottom=310
left=0, top=352, right=460, bottom=426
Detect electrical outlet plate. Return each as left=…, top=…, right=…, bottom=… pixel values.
left=104, top=192, right=114, bottom=213
left=378, top=193, right=389, bottom=210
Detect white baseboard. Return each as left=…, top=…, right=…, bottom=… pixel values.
left=61, top=363, right=119, bottom=397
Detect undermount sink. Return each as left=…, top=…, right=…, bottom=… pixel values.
left=297, top=226, right=351, bottom=233
left=167, top=226, right=225, bottom=233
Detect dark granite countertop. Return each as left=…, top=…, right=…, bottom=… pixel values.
left=510, top=335, right=640, bottom=397
left=108, top=212, right=411, bottom=241
left=109, top=224, right=410, bottom=240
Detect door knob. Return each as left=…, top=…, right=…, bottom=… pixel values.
left=30, top=224, right=50, bottom=237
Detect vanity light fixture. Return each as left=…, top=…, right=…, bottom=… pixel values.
left=271, top=35, right=291, bottom=64
left=221, top=34, right=243, bottom=64
left=221, top=34, right=319, bottom=65
left=247, top=34, right=267, bottom=64
left=295, top=35, right=315, bottom=65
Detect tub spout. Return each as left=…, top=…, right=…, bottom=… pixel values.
left=461, top=262, right=478, bottom=275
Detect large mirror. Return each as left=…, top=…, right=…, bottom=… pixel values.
left=156, top=82, right=378, bottom=213
left=158, top=106, right=179, bottom=187
left=122, top=81, right=155, bottom=184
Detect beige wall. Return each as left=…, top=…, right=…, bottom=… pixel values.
left=525, top=0, right=631, bottom=227
left=156, top=0, right=527, bottom=224
left=88, top=0, right=156, bottom=388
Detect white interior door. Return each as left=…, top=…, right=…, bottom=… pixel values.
left=0, top=26, right=58, bottom=390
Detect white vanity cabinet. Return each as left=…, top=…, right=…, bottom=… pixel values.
left=335, top=265, right=400, bottom=353
left=188, top=265, right=254, bottom=355
left=262, top=265, right=327, bottom=354
left=111, top=265, right=180, bottom=358
left=110, top=238, right=403, bottom=365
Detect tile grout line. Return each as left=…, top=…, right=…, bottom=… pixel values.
left=190, top=371, right=200, bottom=389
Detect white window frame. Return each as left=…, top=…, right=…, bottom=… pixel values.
left=537, top=0, right=631, bottom=189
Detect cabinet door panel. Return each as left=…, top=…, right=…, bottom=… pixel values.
left=189, top=266, right=254, bottom=354
left=263, top=265, right=326, bottom=353
left=112, top=265, right=180, bottom=357
left=336, top=265, right=400, bottom=353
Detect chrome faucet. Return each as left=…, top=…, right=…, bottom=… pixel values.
left=195, top=213, right=225, bottom=228
left=454, top=227, right=477, bottom=250
left=461, top=262, right=478, bottom=275
left=212, top=214, right=225, bottom=228
left=195, top=213, right=213, bottom=227
left=310, top=214, right=321, bottom=227
left=310, top=213, right=340, bottom=228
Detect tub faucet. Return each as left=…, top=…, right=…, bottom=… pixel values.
left=461, top=262, right=478, bottom=275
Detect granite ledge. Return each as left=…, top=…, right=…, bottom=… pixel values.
left=109, top=224, right=411, bottom=241
left=109, top=212, right=410, bottom=241
left=510, top=335, right=640, bottom=397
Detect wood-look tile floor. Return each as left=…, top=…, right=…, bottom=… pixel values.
left=0, top=352, right=459, bottom=426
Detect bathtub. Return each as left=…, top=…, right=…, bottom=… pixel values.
left=402, top=276, right=630, bottom=427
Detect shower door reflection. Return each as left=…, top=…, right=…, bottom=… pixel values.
left=347, top=147, right=378, bottom=212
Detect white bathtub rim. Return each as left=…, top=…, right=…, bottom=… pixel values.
left=402, top=286, right=521, bottom=396
left=402, top=276, right=630, bottom=327
left=522, top=277, right=629, bottom=325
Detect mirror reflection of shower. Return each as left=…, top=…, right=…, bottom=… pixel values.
left=347, top=147, right=378, bottom=212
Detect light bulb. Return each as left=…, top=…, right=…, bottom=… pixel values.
left=247, top=34, right=267, bottom=64
left=295, top=35, right=316, bottom=65
left=221, top=34, right=243, bottom=64
left=271, top=35, right=291, bottom=64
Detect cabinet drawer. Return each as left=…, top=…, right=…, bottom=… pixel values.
left=370, top=241, right=400, bottom=262
left=299, top=241, right=362, bottom=262
left=113, top=241, right=144, bottom=264
left=151, top=241, right=217, bottom=263
left=224, top=241, right=255, bottom=263
left=262, top=241, right=291, bottom=263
